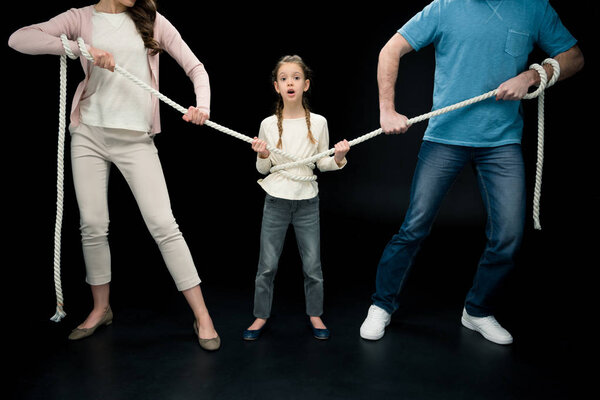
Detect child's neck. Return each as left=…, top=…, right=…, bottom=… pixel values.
left=281, top=102, right=306, bottom=119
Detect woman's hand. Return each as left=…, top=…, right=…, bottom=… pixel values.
left=88, top=46, right=115, bottom=72
left=182, top=106, right=209, bottom=125
left=334, top=139, right=350, bottom=166
left=251, top=137, right=270, bottom=159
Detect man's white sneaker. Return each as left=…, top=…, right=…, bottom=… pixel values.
left=360, top=305, right=391, bottom=340
left=461, top=308, right=513, bottom=345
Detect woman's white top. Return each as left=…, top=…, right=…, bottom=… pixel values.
left=79, top=9, right=153, bottom=132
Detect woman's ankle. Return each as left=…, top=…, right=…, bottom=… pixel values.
left=78, top=306, right=109, bottom=328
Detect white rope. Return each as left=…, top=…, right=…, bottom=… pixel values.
left=49, top=36, right=78, bottom=322
left=49, top=35, right=559, bottom=320
left=528, top=59, right=560, bottom=230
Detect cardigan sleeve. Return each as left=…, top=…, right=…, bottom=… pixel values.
left=8, top=7, right=87, bottom=57
left=154, top=13, right=210, bottom=113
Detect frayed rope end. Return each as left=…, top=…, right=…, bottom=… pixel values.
left=50, top=305, right=67, bottom=323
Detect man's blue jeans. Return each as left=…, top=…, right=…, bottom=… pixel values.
left=372, top=141, right=525, bottom=317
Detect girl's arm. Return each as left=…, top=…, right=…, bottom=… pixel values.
left=155, top=13, right=210, bottom=118
left=8, top=8, right=87, bottom=57
left=252, top=137, right=270, bottom=159
left=333, top=140, right=350, bottom=168
left=316, top=119, right=348, bottom=172
left=254, top=123, right=272, bottom=175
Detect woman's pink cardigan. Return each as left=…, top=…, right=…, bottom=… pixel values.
left=8, top=5, right=210, bottom=134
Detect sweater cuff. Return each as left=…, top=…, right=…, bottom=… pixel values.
left=195, top=105, right=210, bottom=115
left=256, top=155, right=272, bottom=174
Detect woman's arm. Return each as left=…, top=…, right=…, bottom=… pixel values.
left=8, top=8, right=87, bottom=57
left=155, top=13, right=210, bottom=115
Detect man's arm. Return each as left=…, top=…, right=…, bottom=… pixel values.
left=378, top=33, right=414, bottom=134
left=496, top=44, right=584, bottom=101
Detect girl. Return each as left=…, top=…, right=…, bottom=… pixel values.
left=245, top=55, right=350, bottom=340
left=8, top=0, right=220, bottom=350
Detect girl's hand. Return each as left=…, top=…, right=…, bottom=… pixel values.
left=88, top=46, right=115, bottom=72
left=334, top=139, right=350, bottom=166
left=252, top=137, right=270, bottom=159
left=182, top=106, right=209, bottom=125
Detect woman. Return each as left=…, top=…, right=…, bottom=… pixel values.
left=8, top=0, right=220, bottom=350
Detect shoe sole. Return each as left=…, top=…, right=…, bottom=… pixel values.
left=461, top=317, right=513, bottom=345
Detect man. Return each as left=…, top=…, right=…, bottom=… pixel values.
left=360, top=0, right=583, bottom=345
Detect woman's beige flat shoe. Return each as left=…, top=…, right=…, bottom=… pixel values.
left=193, top=320, right=221, bottom=351
left=68, top=306, right=113, bottom=340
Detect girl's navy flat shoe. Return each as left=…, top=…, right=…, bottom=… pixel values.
left=242, top=325, right=265, bottom=341
left=309, top=321, right=330, bottom=340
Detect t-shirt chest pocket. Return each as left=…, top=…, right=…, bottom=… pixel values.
left=505, top=29, right=530, bottom=57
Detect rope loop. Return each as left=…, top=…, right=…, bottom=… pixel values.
left=527, top=58, right=560, bottom=230
left=48, top=35, right=560, bottom=320
left=60, top=35, right=78, bottom=60
left=523, top=63, right=548, bottom=99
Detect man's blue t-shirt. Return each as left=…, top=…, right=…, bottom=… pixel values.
left=398, top=0, right=577, bottom=147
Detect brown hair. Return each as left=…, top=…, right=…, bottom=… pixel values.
left=271, top=55, right=316, bottom=149
left=127, top=0, right=162, bottom=55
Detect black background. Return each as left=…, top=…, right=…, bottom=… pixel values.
left=3, top=0, right=597, bottom=354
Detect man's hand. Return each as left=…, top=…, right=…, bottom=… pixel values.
left=495, top=71, right=537, bottom=101
left=380, top=109, right=410, bottom=134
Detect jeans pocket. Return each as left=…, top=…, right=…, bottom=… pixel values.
left=265, top=193, right=276, bottom=204
left=504, top=29, right=530, bottom=57
left=264, top=194, right=286, bottom=211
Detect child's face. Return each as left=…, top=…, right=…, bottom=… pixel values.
left=274, top=62, right=310, bottom=104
